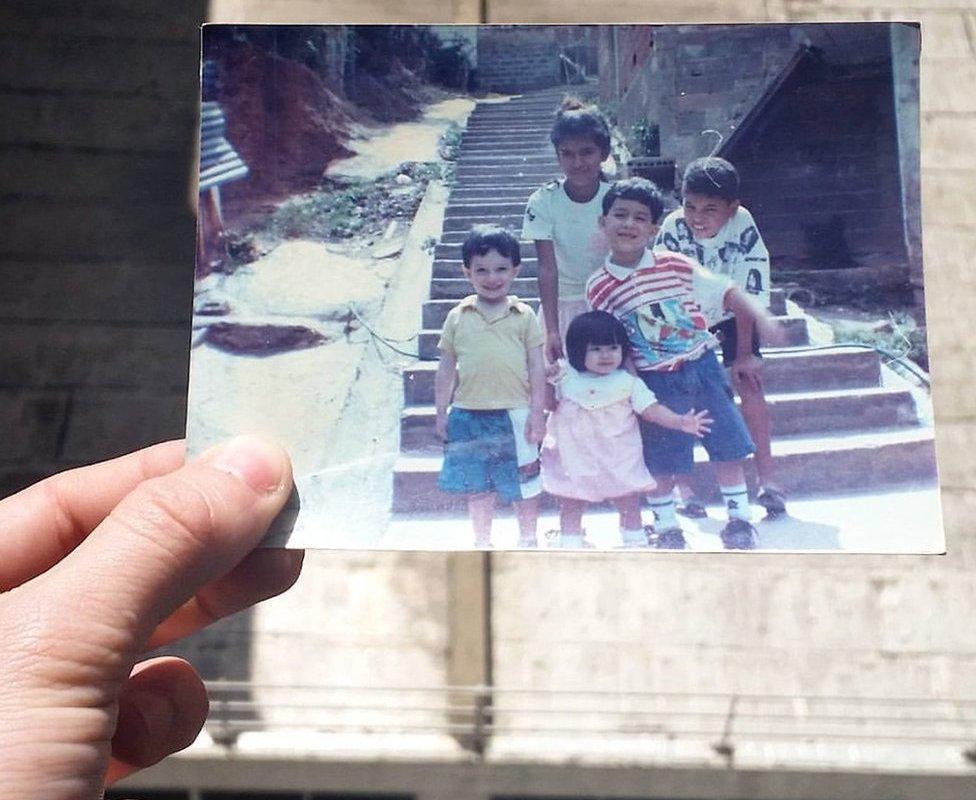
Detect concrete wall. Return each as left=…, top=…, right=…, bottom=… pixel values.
left=4, top=1, right=976, bottom=796
left=607, top=25, right=799, bottom=172
left=475, top=26, right=561, bottom=92
left=0, top=1, right=203, bottom=496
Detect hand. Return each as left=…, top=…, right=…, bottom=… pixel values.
left=545, top=329, right=564, bottom=363
left=730, top=353, right=764, bottom=393
left=0, top=436, right=301, bottom=798
left=680, top=408, right=713, bottom=438
left=525, top=409, right=547, bottom=445
left=435, top=412, right=448, bottom=442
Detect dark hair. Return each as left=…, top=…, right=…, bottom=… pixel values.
left=461, top=224, right=521, bottom=268
left=601, top=177, right=665, bottom=222
left=682, top=156, right=740, bottom=202
left=550, top=96, right=612, bottom=158
left=565, top=311, right=630, bottom=372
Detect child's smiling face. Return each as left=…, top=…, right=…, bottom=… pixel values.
left=600, top=198, right=659, bottom=265
left=682, top=191, right=739, bottom=240
left=463, top=248, right=520, bottom=304
left=583, top=342, right=623, bottom=375
left=556, top=135, right=606, bottom=194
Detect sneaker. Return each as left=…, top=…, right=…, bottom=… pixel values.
left=756, top=486, right=787, bottom=519
left=544, top=530, right=594, bottom=549
left=675, top=497, right=708, bottom=519
left=620, top=528, right=650, bottom=548
left=720, top=518, right=759, bottom=550
left=647, top=525, right=687, bottom=550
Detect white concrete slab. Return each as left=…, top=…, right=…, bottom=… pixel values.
left=381, top=484, right=945, bottom=553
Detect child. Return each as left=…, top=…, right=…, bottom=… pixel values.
left=541, top=310, right=712, bottom=549
left=654, top=156, right=786, bottom=519
left=522, top=97, right=613, bottom=363
left=435, top=225, right=547, bottom=549
left=586, top=178, right=778, bottom=550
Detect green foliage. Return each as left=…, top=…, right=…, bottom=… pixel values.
left=828, top=312, right=929, bottom=371
left=629, top=119, right=660, bottom=157
left=239, top=160, right=446, bottom=249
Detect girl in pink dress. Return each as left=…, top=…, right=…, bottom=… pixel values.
left=541, top=311, right=711, bottom=548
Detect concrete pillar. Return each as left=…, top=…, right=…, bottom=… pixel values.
left=890, top=23, right=924, bottom=319
left=446, top=552, right=492, bottom=753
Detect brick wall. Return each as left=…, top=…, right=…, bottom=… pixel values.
left=474, top=26, right=561, bottom=92
left=611, top=24, right=798, bottom=171
left=0, top=1, right=204, bottom=495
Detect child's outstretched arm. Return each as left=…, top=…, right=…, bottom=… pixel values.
left=525, top=344, right=547, bottom=444
left=640, top=403, right=713, bottom=438
left=434, top=351, right=457, bottom=441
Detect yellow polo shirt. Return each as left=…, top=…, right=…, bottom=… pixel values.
left=438, top=295, right=544, bottom=410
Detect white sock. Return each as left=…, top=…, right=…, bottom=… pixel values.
left=649, top=496, right=679, bottom=530
left=620, top=527, right=647, bottom=546
left=721, top=484, right=751, bottom=521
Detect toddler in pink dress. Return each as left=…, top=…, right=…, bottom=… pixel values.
left=541, top=311, right=711, bottom=548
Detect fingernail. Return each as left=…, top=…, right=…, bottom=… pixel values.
left=210, top=435, right=288, bottom=493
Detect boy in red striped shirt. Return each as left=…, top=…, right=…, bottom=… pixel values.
left=585, top=178, right=776, bottom=550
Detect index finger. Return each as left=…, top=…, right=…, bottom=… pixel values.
left=42, top=435, right=294, bottom=651
left=0, top=440, right=185, bottom=591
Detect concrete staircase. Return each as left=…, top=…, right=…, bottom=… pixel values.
left=391, top=89, right=937, bottom=513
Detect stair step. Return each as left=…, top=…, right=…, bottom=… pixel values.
left=449, top=188, right=538, bottom=202
left=457, top=162, right=559, bottom=173
left=390, top=427, right=936, bottom=512
left=404, top=346, right=883, bottom=401
left=442, top=214, right=526, bottom=232
left=460, top=133, right=552, bottom=146
left=445, top=201, right=530, bottom=217
left=399, top=386, right=918, bottom=452
left=456, top=150, right=556, bottom=162
left=459, top=143, right=553, bottom=154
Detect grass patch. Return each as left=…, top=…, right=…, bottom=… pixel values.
left=225, top=161, right=446, bottom=266
left=826, top=311, right=928, bottom=372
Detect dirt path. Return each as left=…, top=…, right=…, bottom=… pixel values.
left=187, top=91, right=464, bottom=546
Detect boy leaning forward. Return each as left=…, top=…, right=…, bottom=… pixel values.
left=586, top=178, right=777, bottom=550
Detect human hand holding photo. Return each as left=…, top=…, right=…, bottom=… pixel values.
left=0, top=436, right=302, bottom=799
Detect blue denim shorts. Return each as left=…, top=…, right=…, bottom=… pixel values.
left=438, top=407, right=542, bottom=504
left=638, top=349, right=755, bottom=475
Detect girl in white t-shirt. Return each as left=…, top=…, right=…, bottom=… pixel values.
left=540, top=312, right=712, bottom=549
left=522, top=98, right=613, bottom=363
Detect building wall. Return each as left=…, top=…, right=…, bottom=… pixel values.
left=475, top=26, right=561, bottom=92
left=608, top=24, right=799, bottom=173
left=0, top=0, right=204, bottom=497
left=2, top=2, right=975, bottom=797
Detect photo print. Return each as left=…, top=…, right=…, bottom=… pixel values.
left=186, top=22, right=943, bottom=553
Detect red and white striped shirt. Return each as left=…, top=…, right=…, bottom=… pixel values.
left=585, top=249, right=732, bottom=372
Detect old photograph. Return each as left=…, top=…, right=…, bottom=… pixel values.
left=186, top=22, right=942, bottom=552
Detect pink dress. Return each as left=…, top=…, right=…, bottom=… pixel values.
left=541, top=364, right=657, bottom=502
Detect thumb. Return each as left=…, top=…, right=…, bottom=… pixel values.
left=44, top=434, right=293, bottom=654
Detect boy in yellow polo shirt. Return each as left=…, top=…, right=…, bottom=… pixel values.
left=435, top=225, right=547, bottom=548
